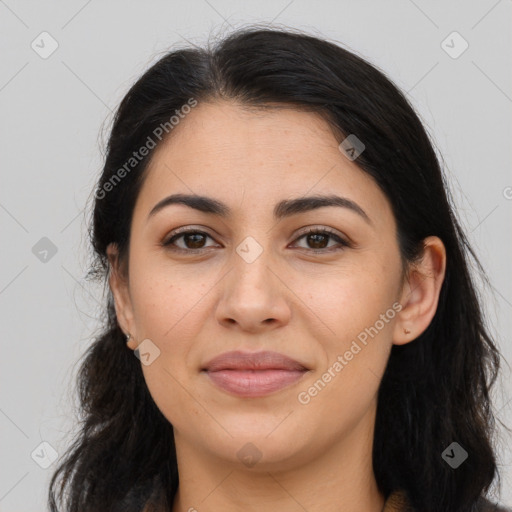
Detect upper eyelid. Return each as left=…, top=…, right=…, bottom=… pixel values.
left=163, top=225, right=349, bottom=248
left=165, top=225, right=345, bottom=239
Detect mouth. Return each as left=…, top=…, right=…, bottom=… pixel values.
left=202, top=368, right=308, bottom=397
left=201, top=350, right=310, bottom=398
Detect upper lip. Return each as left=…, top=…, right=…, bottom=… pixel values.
left=201, top=350, right=309, bottom=372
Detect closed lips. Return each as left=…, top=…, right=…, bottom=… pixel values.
left=201, top=350, right=310, bottom=398
left=201, top=350, right=309, bottom=372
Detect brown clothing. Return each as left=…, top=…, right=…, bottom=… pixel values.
left=383, top=490, right=511, bottom=512
left=383, top=490, right=413, bottom=511
left=144, top=489, right=510, bottom=511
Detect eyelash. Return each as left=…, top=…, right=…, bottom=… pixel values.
left=161, top=226, right=352, bottom=254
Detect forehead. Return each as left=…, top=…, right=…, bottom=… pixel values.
left=133, top=101, right=393, bottom=227
left=161, top=100, right=341, bottom=162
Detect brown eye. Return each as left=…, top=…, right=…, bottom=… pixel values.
left=163, top=230, right=217, bottom=251
left=292, top=228, right=350, bottom=253
left=305, top=232, right=329, bottom=249
left=162, top=227, right=351, bottom=254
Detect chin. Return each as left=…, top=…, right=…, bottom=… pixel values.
left=202, top=429, right=310, bottom=471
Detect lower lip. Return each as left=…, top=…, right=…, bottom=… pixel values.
left=203, top=369, right=307, bottom=397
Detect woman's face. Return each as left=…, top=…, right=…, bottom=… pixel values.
left=109, top=101, right=415, bottom=470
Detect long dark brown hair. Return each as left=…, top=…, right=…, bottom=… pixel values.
left=48, top=26, right=508, bottom=512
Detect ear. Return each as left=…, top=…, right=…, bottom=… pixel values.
left=106, top=242, right=138, bottom=350
left=393, top=236, right=447, bottom=345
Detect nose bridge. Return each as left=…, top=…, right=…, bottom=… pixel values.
left=216, top=233, right=291, bottom=330
left=230, top=234, right=274, bottom=294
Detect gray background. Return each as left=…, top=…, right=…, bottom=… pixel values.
left=1, top=0, right=511, bottom=510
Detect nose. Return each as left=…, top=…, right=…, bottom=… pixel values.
left=215, top=247, right=292, bottom=333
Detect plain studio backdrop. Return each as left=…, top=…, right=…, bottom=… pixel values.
left=0, top=1, right=511, bottom=510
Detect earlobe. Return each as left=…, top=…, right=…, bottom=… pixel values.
left=125, top=333, right=138, bottom=351
left=393, top=236, right=447, bottom=345
left=106, top=243, right=136, bottom=345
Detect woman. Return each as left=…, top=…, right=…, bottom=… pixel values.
left=48, top=26, right=511, bottom=512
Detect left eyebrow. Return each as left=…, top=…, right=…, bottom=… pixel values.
left=147, top=193, right=373, bottom=226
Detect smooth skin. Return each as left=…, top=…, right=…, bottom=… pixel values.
left=107, top=100, right=446, bottom=512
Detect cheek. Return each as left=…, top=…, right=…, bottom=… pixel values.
left=297, top=265, right=396, bottom=337
left=301, top=267, right=397, bottom=394
left=296, top=289, right=395, bottom=434
left=128, top=255, right=205, bottom=339
left=131, top=277, right=201, bottom=427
